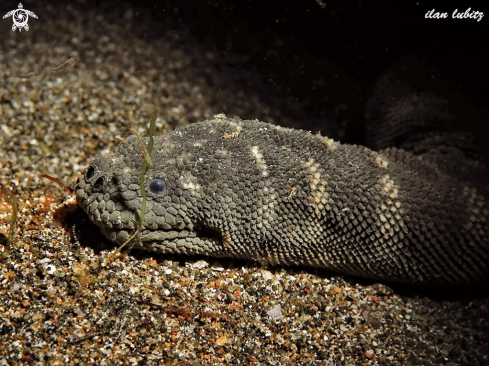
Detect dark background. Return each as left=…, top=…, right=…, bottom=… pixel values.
left=126, top=0, right=489, bottom=89
left=2, top=0, right=488, bottom=144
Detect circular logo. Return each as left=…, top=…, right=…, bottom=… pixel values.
left=12, top=9, right=28, bottom=28
left=2, top=3, right=38, bottom=32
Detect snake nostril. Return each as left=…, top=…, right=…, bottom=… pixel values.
left=93, top=177, right=104, bottom=191
left=86, top=165, right=96, bottom=180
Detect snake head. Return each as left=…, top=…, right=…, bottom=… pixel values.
left=75, top=131, right=224, bottom=256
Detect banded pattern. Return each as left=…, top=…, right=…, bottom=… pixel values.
left=76, top=112, right=489, bottom=285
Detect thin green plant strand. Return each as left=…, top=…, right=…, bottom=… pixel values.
left=106, top=108, right=158, bottom=263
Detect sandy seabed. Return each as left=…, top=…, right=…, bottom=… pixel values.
left=0, top=4, right=488, bottom=366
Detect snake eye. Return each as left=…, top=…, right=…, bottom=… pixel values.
left=86, top=165, right=96, bottom=180
left=149, top=178, right=166, bottom=194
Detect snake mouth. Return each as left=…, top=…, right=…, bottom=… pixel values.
left=76, top=177, right=225, bottom=256
left=77, top=194, right=224, bottom=256
left=99, top=224, right=224, bottom=256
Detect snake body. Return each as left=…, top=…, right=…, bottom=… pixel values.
left=75, top=61, right=489, bottom=286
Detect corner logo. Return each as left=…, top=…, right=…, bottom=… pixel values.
left=3, top=3, right=38, bottom=32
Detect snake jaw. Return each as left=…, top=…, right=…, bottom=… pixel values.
left=76, top=167, right=226, bottom=256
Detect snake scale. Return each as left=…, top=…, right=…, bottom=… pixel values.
left=75, top=59, right=489, bottom=286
